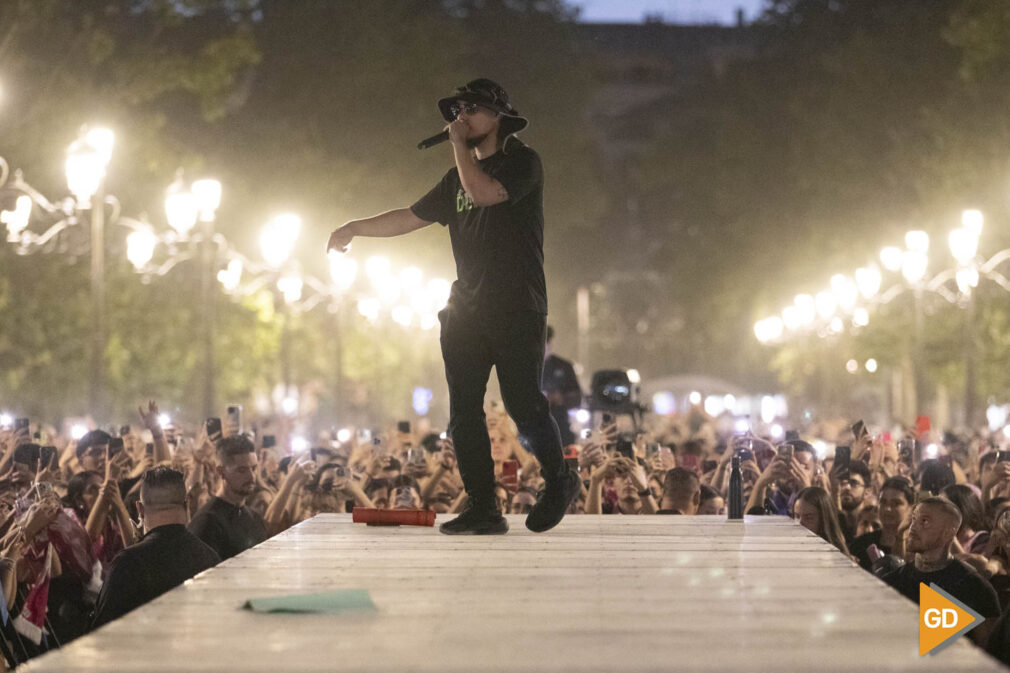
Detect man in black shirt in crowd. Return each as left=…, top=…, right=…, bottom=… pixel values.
left=657, top=468, right=700, bottom=515
left=92, top=467, right=219, bottom=629
left=541, top=325, right=582, bottom=446
left=882, top=496, right=1000, bottom=646
left=327, top=78, right=578, bottom=535
left=835, top=460, right=871, bottom=544
left=188, top=435, right=269, bottom=560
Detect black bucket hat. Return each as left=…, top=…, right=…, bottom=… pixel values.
left=437, top=78, right=529, bottom=138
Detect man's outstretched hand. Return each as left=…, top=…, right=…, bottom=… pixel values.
left=326, top=224, right=355, bottom=255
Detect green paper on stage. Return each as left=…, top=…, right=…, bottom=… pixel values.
left=243, top=589, right=377, bottom=614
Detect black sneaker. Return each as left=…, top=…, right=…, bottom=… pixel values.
left=525, top=468, right=580, bottom=533
left=438, top=499, right=509, bottom=535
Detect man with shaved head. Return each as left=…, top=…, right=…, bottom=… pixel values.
left=882, top=496, right=1000, bottom=645
left=91, top=467, right=220, bottom=629
left=657, top=468, right=701, bottom=515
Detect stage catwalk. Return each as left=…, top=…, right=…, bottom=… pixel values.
left=21, top=515, right=1007, bottom=672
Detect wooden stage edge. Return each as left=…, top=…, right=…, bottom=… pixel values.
left=20, top=514, right=1010, bottom=672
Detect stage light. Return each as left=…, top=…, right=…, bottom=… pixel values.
left=901, top=251, right=928, bottom=285
left=754, top=316, right=784, bottom=343
left=391, top=305, right=413, bottom=327
left=905, top=230, right=930, bottom=254
left=723, top=394, right=736, bottom=412
left=191, top=179, right=222, bottom=222
left=66, top=135, right=107, bottom=207
left=0, top=413, right=11, bottom=428
left=949, top=228, right=979, bottom=266
left=854, top=266, right=881, bottom=300
left=85, top=127, right=115, bottom=165
left=71, top=424, right=88, bottom=440
left=770, top=424, right=784, bottom=440
left=1003, top=426, right=1010, bottom=440
left=126, top=228, right=157, bottom=270
left=865, top=358, right=878, bottom=373
left=327, top=250, right=358, bottom=290
left=575, top=408, right=591, bottom=424
left=217, top=259, right=243, bottom=293
left=291, top=436, right=309, bottom=453
left=793, top=294, right=816, bottom=326
left=880, top=246, right=903, bottom=272
left=962, top=209, right=984, bottom=236
left=846, top=359, right=859, bottom=374
left=365, top=256, right=391, bottom=285
left=165, top=178, right=198, bottom=238
left=704, top=395, right=725, bottom=417
left=282, top=396, right=298, bottom=416
left=689, top=391, right=702, bottom=405
left=277, top=273, right=303, bottom=305
left=357, top=297, right=381, bottom=323
left=925, top=443, right=939, bottom=459
left=812, top=440, right=828, bottom=459
left=956, top=267, right=979, bottom=295
left=158, top=414, right=171, bottom=427
left=781, top=306, right=802, bottom=331
left=1, top=195, right=31, bottom=240
left=260, top=214, right=301, bottom=268
left=336, top=428, right=353, bottom=444
left=829, top=275, right=858, bottom=311
left=734, top=418, right=750, bottom=433
left=815, top=291, right=837, bottom=320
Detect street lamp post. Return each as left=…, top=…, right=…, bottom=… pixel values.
left=950, top=210, right=983, bottom=427
left=66, top=127, right=114, bottom=421
left=261, top=213, right=302, bottom=404
left=165, top=174, right=221, bottom=418
left=900, top=231, right=930, bottom=418
left=194, top=179, right=222, bottom=418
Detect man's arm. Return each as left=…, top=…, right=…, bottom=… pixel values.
left=447, top=118, right=509, bottom=207
left=326, top=208, right=430, bottom=253
left=452, top=145, right=508, bottom=207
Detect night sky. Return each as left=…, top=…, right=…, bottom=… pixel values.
left=575, top=0, right=767, bottom=24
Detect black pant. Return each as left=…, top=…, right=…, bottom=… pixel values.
left=439, top=305, right=565, bottom=510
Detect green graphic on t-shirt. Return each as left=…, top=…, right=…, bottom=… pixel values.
left=456, top=189, right=474, bottom=213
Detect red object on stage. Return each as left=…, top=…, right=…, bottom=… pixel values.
left=352, top=508, right=436, bottom=527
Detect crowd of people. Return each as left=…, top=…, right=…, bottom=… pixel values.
left=1, top=400, right=1010, bottom=666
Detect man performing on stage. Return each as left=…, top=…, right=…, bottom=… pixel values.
left=326, top=78, right=579, bottom=535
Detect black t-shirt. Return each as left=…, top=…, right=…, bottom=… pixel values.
left=188, top=496, right=269, bottom=562
left=410, top=138, right=547, bottom=315
left=882, top=558, right=1001, bottom=620
left=850, top=529, right=888, bottom=571
left=91, top=524, right=220, bottom=629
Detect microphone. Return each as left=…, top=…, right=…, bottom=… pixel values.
left=417, top=130, right=449, bottom=150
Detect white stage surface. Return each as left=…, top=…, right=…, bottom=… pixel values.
left=21, top=514, right=1008, bottom=672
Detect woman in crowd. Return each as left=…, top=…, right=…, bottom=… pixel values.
left=792, top=486, right=852, bottom=557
